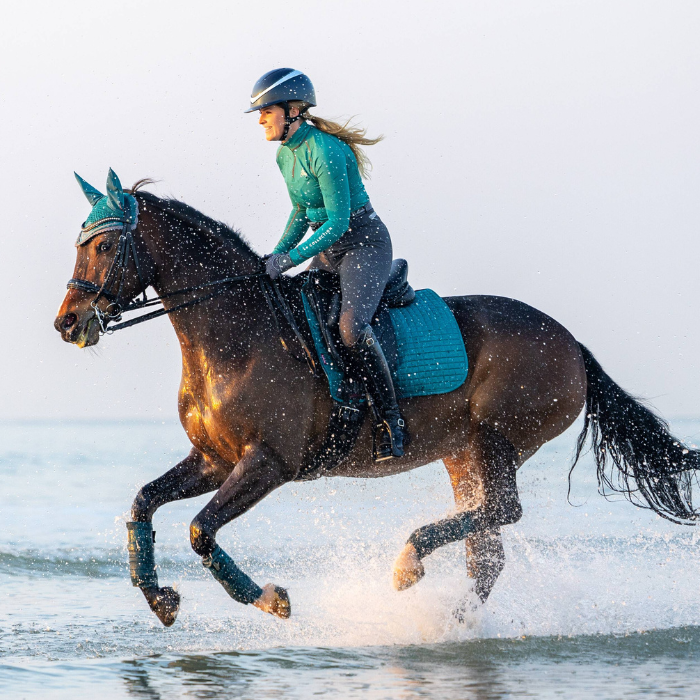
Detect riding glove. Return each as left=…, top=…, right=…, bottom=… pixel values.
left=265, top=253, right=294, bottom=280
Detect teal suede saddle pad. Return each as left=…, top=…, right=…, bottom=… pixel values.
left=302, top=288, right=468, bottom=401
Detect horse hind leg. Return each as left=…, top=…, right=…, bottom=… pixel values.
left=448, top=434, right=510, bottom=605
left=128, top=448, right=225, bottom=626
left=392, top=422, right=521, bottom=605
left=464, top=528, right=506, bottom=604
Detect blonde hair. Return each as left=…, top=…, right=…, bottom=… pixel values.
left=288, top=101, right=383, bottom=179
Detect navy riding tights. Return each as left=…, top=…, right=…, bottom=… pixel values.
left=308, top=210, right=393, bottom=348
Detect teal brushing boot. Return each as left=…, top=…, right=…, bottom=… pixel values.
left=203, top=546, right=290, bottom=618
left=126, top=521, right=180, bottom=626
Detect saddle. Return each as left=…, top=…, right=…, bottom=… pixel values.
left=324, top=258, right=416, bottom=329
left=271, top=258, right=468, bottom=479
left=301, top=260, right=415, bottom=395
left=294, top=260, right=415, bottom=478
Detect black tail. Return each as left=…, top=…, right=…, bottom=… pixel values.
left=572, top=343, right=700, bottom=524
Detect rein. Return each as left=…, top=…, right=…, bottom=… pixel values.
left=67, top=198, right=270, bottom=334
left=68, top=269, right=266, bottom=333
left=66, top=201, right=316, bottom=373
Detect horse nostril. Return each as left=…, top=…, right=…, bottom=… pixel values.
left=62, top=313, right=78, bottom=330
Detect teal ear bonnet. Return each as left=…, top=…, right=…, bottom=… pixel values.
left=74, top=169, right=138, bottom=246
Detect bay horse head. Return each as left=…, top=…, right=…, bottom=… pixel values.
left=55, top=169, right=153, bottom=347
left=55, top=170, right=263, bottom=349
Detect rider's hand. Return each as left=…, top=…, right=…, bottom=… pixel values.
left=265, top=253, right=294, bottom=280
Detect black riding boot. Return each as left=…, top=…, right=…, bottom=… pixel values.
left=353, top=325, right=406, bottom=460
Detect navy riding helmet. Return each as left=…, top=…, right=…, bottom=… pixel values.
left=244, top=68, right=316, bottom=113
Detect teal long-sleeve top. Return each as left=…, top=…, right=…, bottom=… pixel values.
left=272, top=121, right=370, bottom=265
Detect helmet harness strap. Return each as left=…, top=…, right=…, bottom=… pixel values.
left=281, top=102, right=303, bottom=142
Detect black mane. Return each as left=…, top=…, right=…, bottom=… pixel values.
left=131, top=185, right=258, bottom=260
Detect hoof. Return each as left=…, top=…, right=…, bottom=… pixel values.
left=145, top=586, right=180, bottom=627
left=270, top=586, right=291, bottom=619
left=392, top=543, right=425, bottom=591
left=253, top=583, right=291, bottom=619
left=452, top=595, right=481, bottom=625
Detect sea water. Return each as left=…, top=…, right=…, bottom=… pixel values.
left=2, top=418, right=700, bottom=698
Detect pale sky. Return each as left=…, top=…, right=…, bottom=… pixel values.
left=0, top=0, right=698, bottom=420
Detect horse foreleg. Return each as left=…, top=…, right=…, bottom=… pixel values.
left=189, top=443, right=294, bottom=619
left=128, top=448, right=225, bottom=626
left=393, top=423, right=521, bottom=602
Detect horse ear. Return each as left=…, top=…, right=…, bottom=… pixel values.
left=105, top=168, right=125, bottom=212
left=74, top=172, right=104, bottom=206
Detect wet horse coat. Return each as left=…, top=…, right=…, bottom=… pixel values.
left=55, top=177, right=700, bottom=626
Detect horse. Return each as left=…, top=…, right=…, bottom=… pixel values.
left=55, top=172, right=700, bottom=627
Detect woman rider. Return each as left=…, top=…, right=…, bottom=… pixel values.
left=246, top=67, right=406, bottom=458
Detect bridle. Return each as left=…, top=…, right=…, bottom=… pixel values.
left=65, top=199, right=316, bottom=372
left=67, top=203, right=270, bottom=334
left=68, top=219, right=153, bottom=333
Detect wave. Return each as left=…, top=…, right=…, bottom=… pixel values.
left=0, top=549, right=198, bottom=579
left=0, top=547, right=299, bottom=580
left=1, top=529, right=696, bottom=580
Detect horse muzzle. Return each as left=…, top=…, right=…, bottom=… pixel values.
left=54, top=309, right=101, bottom=348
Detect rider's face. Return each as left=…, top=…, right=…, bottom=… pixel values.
left=258, top=104, right=300, bottom=141
left=258, top=105, right=285, bottom=141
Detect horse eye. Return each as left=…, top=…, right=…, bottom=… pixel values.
left=98, top=241, right=112, bottom=253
